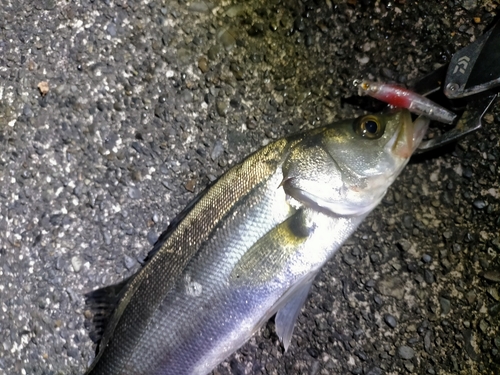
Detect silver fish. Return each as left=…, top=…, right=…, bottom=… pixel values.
left=84, top=109, right=428, bottom=375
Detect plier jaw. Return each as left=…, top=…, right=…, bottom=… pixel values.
left=413, top=92, right=496, bottom=154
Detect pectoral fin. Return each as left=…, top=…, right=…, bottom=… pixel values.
left=275, top=277, right=314, bottom=351
left=230, top=208, right=313, bottom=286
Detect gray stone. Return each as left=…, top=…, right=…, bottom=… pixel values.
left=404, top=361, right=415, bottom=372
left=473, top=199, right=486, bottom=209
left=424, top=269, right=435, bottom=284
left=188, top=1, right=212, bottom=13
left=147, top=231, right=159, bottom=246
left=343, top=253, right=356, bottom=266
left=463, top=329, right=479, bottom=360
left=494, top=337, right=500, bottom=349
left=376, top=277, right=405, bottom=300
left=124, top=255, right=136, bottom=270
left=439, top=297, right=451, bottom=315
left=71, top=256, right=82, bottom=273
left=216, top=99, right=228, bottom=117
left=211, top=141, right=224, bottom=161
left=384, top=314, right=397, bottom=328
left=461, top=0, right=477, bottom=11
left=483, top=271, right=500, bottom=282
left=107, top=23, right=117, bottom=37
left=180, top=89, right=193, bottom=103
left=128, top=186, right=141, bottom=200
left=398, top=345, right=415, bottom=360
left=424, top=331, right=432, bottom=353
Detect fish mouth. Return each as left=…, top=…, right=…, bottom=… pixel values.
left=390, top=111, right=430, bottom=159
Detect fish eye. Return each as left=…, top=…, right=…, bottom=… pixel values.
left=354, top=115, right=385, bottom=139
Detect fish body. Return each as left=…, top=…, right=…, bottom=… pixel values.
left=84, top=109, right=428, bottom=375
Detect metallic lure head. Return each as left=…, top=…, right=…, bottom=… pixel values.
left=282, top=109, right=429, bottom=216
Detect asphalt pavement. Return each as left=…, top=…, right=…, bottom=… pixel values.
left=0, top=0, right=499, bottom=374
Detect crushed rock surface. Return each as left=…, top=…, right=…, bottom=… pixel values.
left=0, top=1, right=499, bottom=374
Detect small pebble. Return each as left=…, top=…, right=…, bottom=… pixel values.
left=128, top=186, right=141, bottom=200
left=218, top=29, right=236, bottom=50
left=373, top=295, right=383, bottom=305
left=23, top=104, right=33, bottom=117
left=216, top=99, right=228, bottom=117
left=483, top=271, right=500, bottom=282
left=198, top=56, right=209, bottom=73
left=461, top=0, right=478, bottom=11
left=124, top=255, right=136, bottom=270
left=494, top=336, right=500, bottom=349
left=490, top=287, right=500, bottom=301
left=230, top=62, right=244, bottom=80
left=384, top=314, right=397, bottom=328
left=398, top=345, right=415, bottom=360
left=424, top=269, right=435, bottom=284
left=479, top=319, right=489, bottom=333
left=404, top=362, right=415, bottom=372
left=152, top=213, right=159, bottom=223
left=343, top=253, right=356, bottom=266
left=147, top=230, right=159, bottom=246
left=185, top=179, right=197, bottom=192
left=439, top=297, right=451, bottom=315
left=424, top=331, right=432, bottom=353
left=225, top=4, right=245, bottom=17
left=66, top=288, right=79, bottom=303
left=207, top=45, right=221, bottom=60
left=211, top=141, right=224, bottom=161
left=188, top=1, right=211, bottom=12
left=71, top=256, right=82, bottom=273
left=466, top=290, right=476, bottom=304
left=473, top=199, right=486, bottom=209
left=66, top=348, right=80, bottom=359
left=397, top=239, right=411, bottom=252
left=180, top=89, right=193, bottom=103
left=107, top=23, right=117, bottom=37
left=365, top=367, right=382, bottom=375
left=376, top=277, right=405, bottom=300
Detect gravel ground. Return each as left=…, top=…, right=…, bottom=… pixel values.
left=1, top=1, right=499, bottom=374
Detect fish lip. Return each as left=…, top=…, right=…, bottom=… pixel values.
left=411, top=115, right=431, bottom=150
left=389, top=111, right=430, bottom=159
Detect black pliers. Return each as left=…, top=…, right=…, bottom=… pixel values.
left=413, top=19, right=500, bottom=153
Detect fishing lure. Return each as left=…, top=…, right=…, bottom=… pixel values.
left=355, top=80, right=457, bottom=124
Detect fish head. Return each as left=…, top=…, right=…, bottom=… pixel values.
left=282, top=109, right=429, bottom=216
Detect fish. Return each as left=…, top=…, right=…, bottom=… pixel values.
left=84, top=109, right=429, bottom=375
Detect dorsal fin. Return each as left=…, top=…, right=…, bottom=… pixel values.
left=143, top=180, right=214, bottom=264
left=84, top=277, right=131, bottom=350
